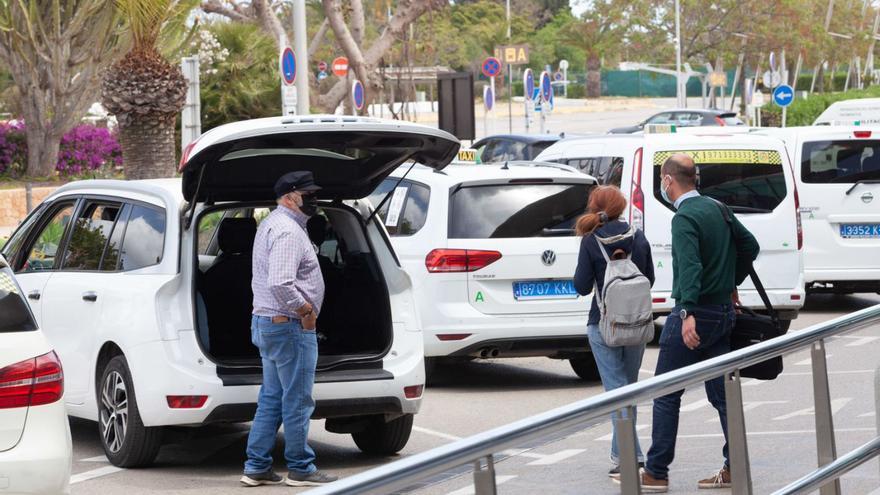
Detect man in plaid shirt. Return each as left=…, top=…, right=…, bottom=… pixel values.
left=241, top=171, right=337, bottom=488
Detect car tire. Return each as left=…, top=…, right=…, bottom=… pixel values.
left=424, top=357, right=438, bottom=386
left=569, top=354, right=601, bottom=381
left=779, top=319, right=792, bottom=333
left=351, top=414, right=414, bottom=455
left=97, top=355, right=163, bottom=467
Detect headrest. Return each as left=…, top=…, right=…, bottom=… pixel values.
left=217, top=217, right=257, bottom=255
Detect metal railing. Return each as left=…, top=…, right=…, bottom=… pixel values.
left=306, top=305, right=880, bottom=495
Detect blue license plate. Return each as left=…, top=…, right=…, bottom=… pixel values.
left=839, top=224, right=880, bottom=238
left=513, top=280, right=578, bottom=300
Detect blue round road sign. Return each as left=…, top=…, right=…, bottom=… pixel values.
left=280, top=47, right=296, bottom=85
left=481, top=57, right=502, bottom=78
left=352, top=80, right=365, bottom=110
left=772, top=84, right=794, bottom=107
left=540, top=71, right=552, bottom=102
left=524, top=69, right=535, bottom=101
left=484, top=85, right=494, bottom=111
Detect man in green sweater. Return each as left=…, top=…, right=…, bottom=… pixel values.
left=640, top=153, right=759, bottom=492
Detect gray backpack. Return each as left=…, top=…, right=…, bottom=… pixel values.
left=594, top=227, right=654, bottom=347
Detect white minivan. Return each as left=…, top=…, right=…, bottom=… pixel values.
left=755, top=126, right=880, bottom=293
left=536, top=133, right=806, bottom=326
left=0, top=116, right=459, bottom=467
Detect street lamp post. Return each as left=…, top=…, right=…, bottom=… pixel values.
left=293, top=0, right=309, bottom=115
left=675, top=0, right=684, bottom=107
left=506, top=0, right=512, bottom=133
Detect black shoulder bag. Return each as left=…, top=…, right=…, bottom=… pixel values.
left=712, top=200, right=786, bottom=380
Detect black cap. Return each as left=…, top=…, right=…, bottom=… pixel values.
left=273, top=171, right=322, bottom=198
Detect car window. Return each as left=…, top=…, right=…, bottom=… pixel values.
left=0, top=202, right=45, bottom=264
left=0, top=266, right=37, bottom=332
left=723, top=116, right=744, bottom=125
left=480, top=141, right=501, bottom=163
left=653, top=149, right=787, bottom=212
left=675, top=112, right=704, bottom=126
left=801, top=140, right=880, bottom=183
left=647, top=112, right=674, bottom=124
left=119, top=204, right=166, bottom=271
left=62, top=202, right=123, bottom=271
left=20, top=203, right=76, bottom=273
left=498, top=141, right=527, bottom=161
left=562, top=157, right=623, bottom=187
left=527, top=140, right=557, bottom=159
left=366, top=178, right=430, bottom=236
left=449, top=183, right=593, bottom=238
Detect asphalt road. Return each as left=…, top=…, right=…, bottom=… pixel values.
left=68, top=293, right=880, bottom=495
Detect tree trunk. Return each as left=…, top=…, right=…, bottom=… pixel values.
left=119, top=117, right=177, bottom=180
left=586, top=53, right=601, bottom=98
left=24, top=127, right=62, bottom=177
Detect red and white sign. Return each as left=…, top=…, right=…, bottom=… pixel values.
left=332, top=57, right=349, bottom=77
left=317, top=61, right=328, bottom=72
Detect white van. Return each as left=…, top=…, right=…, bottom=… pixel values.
left=536, top=133, right=805, bottom=327
left=813, top=98, right=880, bottom=126
left=754, top=126, right=880, bottom=293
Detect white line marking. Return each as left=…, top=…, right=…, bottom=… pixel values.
left=79, top=456, right=109, bottom=463
left=413, top=426, right=462, bottom=442
left=526, top=449, right=586, bottom=466
left=680, top=399, right=710, bottom=412
left=706, top=401, right=787, bottom=423
left=596, top=425, right=650, bottom=442
left=630, top=427, right=875, bottom=441
left=70, top=466, right=124, bottom=485
left=772, top=398, right=852, bottom=421
left=836, top=335, right=880, bottom=347
left=447, top=476, right=517, bottom=495
left=497, top=448, right=544, bottom=459
left=859, top=411, right=876, bottom=418
left=741, top=379, right=764, bottom=387
left=780, top=369, right=876, bottom=376
left=795, top=354, right=833, bottom=366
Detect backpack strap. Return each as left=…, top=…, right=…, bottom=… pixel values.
left=594, top=225, right=636, bottom=261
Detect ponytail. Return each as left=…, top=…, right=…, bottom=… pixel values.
left=576, top=186, right=628, bottom=237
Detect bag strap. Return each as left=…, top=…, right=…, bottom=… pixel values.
left=708, top=198, right=777, bottom=320
left=594, top=225, right=636, bottom=262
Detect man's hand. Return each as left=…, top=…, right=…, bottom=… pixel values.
left=682, top=315, right=700, bottom=350
left=296, top=303, right=313, bottom=318
left=302, top=310, right=317, bottom=330
left=732, top=289, right=742, bottom=311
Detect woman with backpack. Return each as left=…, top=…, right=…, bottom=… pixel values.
left=573, top=185, right=655, bottom=478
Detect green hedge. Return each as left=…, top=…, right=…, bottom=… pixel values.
left=762, top=86, right=880, bottom=127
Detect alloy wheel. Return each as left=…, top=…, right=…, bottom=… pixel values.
left=99, top=370, right=128, bottom=453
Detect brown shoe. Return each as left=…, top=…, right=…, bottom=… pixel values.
left=698, top=466, right=731, bottom=489
left=641, top=471, right=669, bottom=493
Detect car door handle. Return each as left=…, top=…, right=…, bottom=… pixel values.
left=27, top=290, right=40, bottom=301
left=82, top=291, right=98, bottom=302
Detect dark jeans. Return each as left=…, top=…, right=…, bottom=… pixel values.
left=645, top=304, right=735, bottom=480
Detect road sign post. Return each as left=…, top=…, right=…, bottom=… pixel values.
left=481, top=57, right=503, bottom=134
left=559, top=59, right=569, bottom=98
left=352, top=79, right=365, bottom=116
left=523, top=69, right=534, bottom=133
left=332, top=56, right=349, bottom=77
left=493, top=46, right=530, bottom=133
left=773, top=84, right=794, bottom=127
left=483, top=85, right=494, bottom=137
left=279, top=47, right=297, bottom=115
left=539, top=71, right=551, bottom=134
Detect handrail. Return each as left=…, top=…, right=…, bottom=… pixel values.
left=770, top=436, right=880, bottom=495
left=306, top=304, right=880, bottom=495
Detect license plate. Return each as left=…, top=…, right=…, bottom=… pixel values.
left=839, top=224, right=880, bottom=238
left=513, top=280, right=578, bottom=300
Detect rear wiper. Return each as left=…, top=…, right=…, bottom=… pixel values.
left=845, top=179, right=880, bottom=195
left=726, top=205, right=772, bottom=214
left=541, top=228, right=575, bottom=237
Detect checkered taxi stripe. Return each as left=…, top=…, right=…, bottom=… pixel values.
left=652, top=149, right=782, bottom=166
left=0, top=272, right=20, bottom=296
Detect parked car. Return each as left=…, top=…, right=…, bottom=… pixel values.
left=753, top=126, right=880, bottom=294
left=536, top=132, right=805, bottom=328
left=609, top=109, right=745, bottom=134
left=473, top=133, right=571, bottom=163
left=365, top=161, right=601, bottom=380
left=0, top=254, right=71, bottom=494
left=813, top=98, right=880, bottom=126
left=0, top=116, right=460, bottom=467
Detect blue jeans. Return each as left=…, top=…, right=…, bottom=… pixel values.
left=244, top=315, right=318, bottom=476
left=645, top=304, right=735, bottom=480
left=587, top=324, right=646, bottom=464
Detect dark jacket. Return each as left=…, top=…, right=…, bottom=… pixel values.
left=573, top=220, right=655, bottom=325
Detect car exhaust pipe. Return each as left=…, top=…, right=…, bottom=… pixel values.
left=478, top=348, right=490, bottom=358
left=489, top=348, right=500, bottom=358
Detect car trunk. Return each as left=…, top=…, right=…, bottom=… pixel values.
left=445, top=179, right=595, bottom=316
left=179, top=116, right=458, bottom=382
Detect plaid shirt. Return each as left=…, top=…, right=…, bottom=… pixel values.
left=252, top=206, right=324, bottom=318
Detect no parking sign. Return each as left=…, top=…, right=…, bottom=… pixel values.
left=352, top=80, right=366, bottom=114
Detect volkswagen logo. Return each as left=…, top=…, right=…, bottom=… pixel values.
left=862, top=192, right=874, bottom=204
left=541, top=250, right=556, bottom=266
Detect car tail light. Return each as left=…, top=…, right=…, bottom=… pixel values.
left=793, top=185, right=803, bottom=250
left=652, top=297, right=667, bottom=304
left=854, top=130, right=872, bottom=138
left=425, top=249, right=502, bottom=273
left=791, top=294, right=802, bottom=301
left=404, top=385, right=423, bottom=399
left=629, top=147, right=645, bottom=232
left=714, top=116, right=727, bottom=126
left=437, top=333, right=471, bottom=341
left=178, top=140, right=198, bottom=172
left=166, top=395, right=208, bottom=409
left=0, top=351, right=64, bottom=409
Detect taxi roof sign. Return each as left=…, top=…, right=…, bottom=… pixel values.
left=454, top=148, right=479, bottom=164
left=644, top=124, right=677, bottom=134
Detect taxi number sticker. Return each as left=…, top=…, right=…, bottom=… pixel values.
left=652, top=149, right=782, bottom=166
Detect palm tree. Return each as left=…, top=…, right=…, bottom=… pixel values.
left=102, top=0, right=197, bottom=180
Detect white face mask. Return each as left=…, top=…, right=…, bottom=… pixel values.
left=660, top=175, right=672, bottom=205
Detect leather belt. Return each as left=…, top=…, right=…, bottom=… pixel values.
left=271, top=315, right=292, bottom=324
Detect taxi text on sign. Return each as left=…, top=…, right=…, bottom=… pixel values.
left=493, top=44, right=530, bottom=65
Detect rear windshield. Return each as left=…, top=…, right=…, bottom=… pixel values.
left=722, top=116, right=744, bottom=125
left=0, top=266, right=37, bottom=332
left=801, top=139, right=880, bottom=183
left=653, top=150, right=787, bottom=213
left=449, top=183, right=593, bottom=238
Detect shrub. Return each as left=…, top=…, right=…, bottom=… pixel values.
left=763, top=85, right=880, bottom=126
left=0, top=121, right=27, bottom=176
left=56, top=124, right=122, bottom=176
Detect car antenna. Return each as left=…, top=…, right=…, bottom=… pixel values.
left=502, top=161, right=510, bottom=170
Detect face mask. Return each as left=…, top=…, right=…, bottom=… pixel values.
left=299, top=194, right=319, bottom=217
left=660, top=177, right=672, bottom=205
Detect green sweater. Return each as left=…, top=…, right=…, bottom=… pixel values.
left=671, top=195, right=760, bottom=311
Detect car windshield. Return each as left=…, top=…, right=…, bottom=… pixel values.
left=801, top=139, right=880, bottom=183
left=449, top=183, right=593, bottom=238
left=653, top=149, right=787, bottom=212
left=0, top=265, right=37, bottom=332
